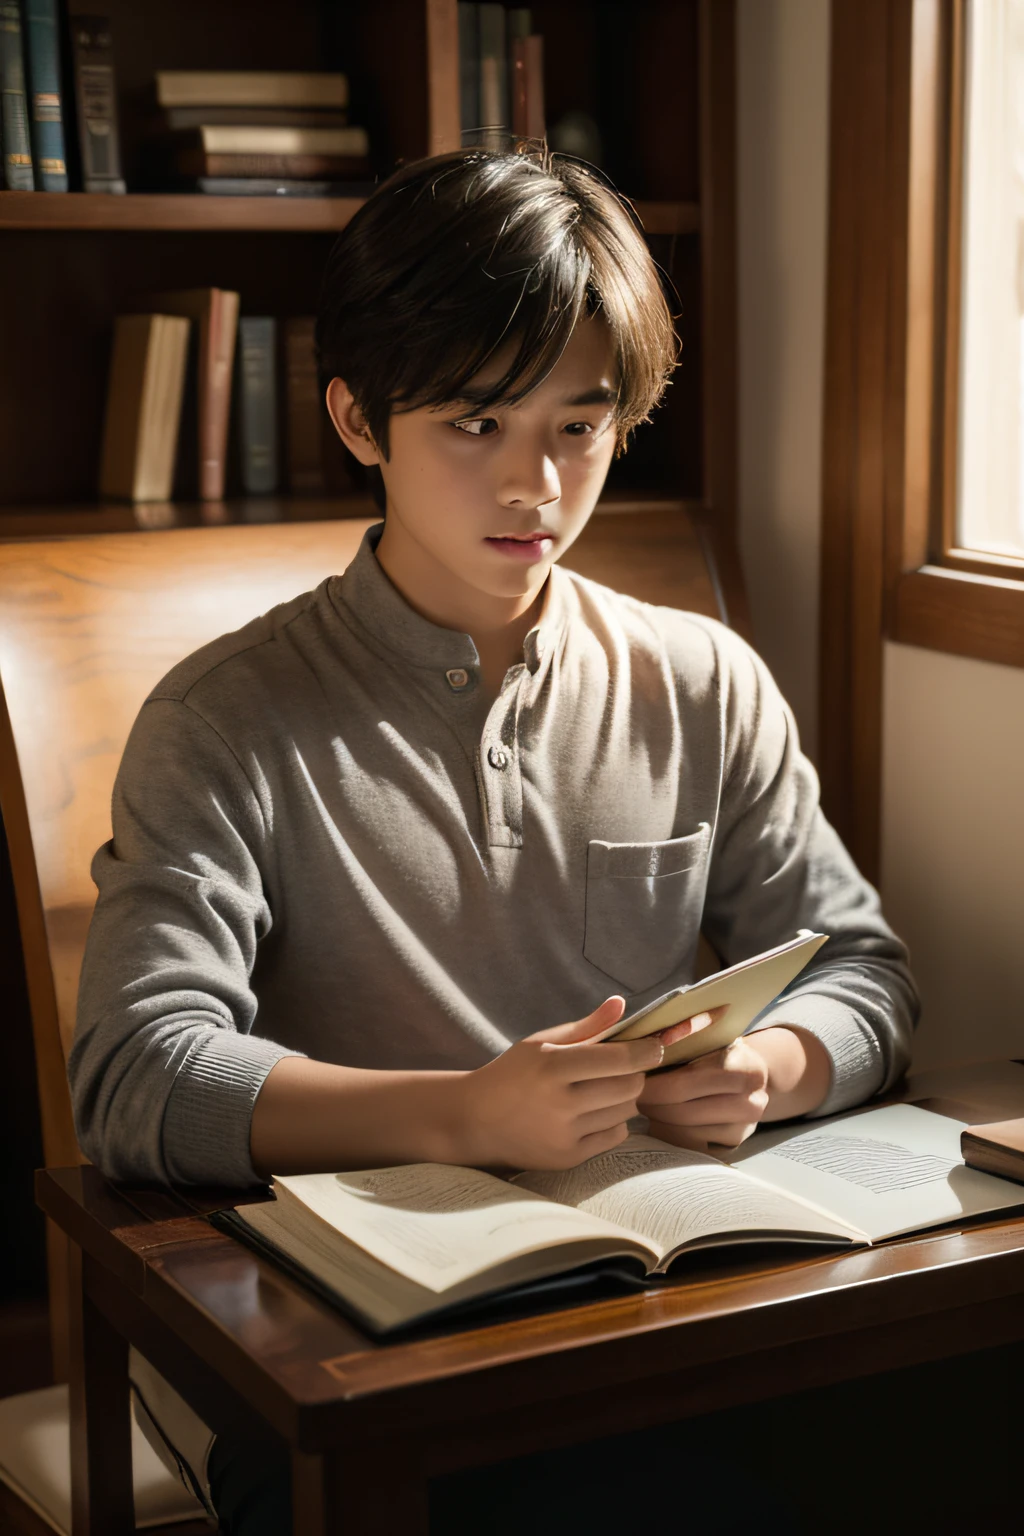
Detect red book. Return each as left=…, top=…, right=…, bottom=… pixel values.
left=148, top=288, right=240, bottom=500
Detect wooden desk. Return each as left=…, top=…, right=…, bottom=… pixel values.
left=36, top=1062, right=1024, bottom=1534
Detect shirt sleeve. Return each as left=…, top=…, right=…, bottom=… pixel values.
left=696, top=622, right=919, bottom=1116
left=68, top=697, right=304, bottom=1187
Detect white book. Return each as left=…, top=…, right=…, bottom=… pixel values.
left=222, top=1102, right=1024, bottom=1335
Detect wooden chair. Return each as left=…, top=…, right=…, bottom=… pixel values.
left=0, top=506, right=741, bottom=1533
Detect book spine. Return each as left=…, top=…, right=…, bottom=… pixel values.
left=69, top=13, right=125, bottom=192
left=510, top=36, right=528, bottom=140
left=284, top=317, right=325, bottom=495
left=478, top=3, right=507, bottom=151
left=178, top=150, right=370, bottom=180
left=24, top=0, right=66, bottom=189
left=0, top=3, right=35, bottom=189
left=524, top=34, right=545, bottom=142
left=238, top=317, right=278, bottom=495
left=457, top=3, right=479, bottom=140
left=198, top=288, right=239, bottom=501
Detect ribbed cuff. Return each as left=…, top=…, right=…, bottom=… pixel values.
left=162, top=1030, right=304, bottom=1186
left=748, top=994, right=884, bottom=1117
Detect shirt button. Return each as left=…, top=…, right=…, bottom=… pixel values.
left=487, top=745, right=509, bottom=770
left=446, top=668, right=470, bottom=690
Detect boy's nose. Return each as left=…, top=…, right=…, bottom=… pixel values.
left=499, top=452, right=561, bottom=510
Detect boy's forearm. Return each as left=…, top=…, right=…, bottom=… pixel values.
left=749, top=1025, right=833, bottom=1121
left=249, top=1055, right=472, bottom=1177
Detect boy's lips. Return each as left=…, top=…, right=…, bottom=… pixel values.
left=486, top=530, right=554, bottom=542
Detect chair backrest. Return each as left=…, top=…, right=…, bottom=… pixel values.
left=0, top=507, right=735, bottom=1169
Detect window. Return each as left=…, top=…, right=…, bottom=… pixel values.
left=956, top=0, right=1024, bottom=560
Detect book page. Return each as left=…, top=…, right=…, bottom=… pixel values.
left=725, top=1104, right=1024, bottom=1241
left=512, top=1135, right=864, bottom=1263
left=273, top=1163, right=658, bottom=1294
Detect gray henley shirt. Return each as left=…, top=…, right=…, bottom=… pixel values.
left=69, top=521, right=918, bottom=1186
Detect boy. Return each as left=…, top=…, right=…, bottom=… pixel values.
left=69, top=149, right=917, bottom=1531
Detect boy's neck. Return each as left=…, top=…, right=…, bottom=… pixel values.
left=375, top=516, right=550, bottom=697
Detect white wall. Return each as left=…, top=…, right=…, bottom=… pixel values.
left=736, top=0, right=1024, bottom=1069
left=737, top=0, right=830, bottom=760
left=882, top=643, right=1024, bottom=1069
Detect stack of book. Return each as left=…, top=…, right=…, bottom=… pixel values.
left=99, top=295, right=352, bottom=505
left=150, top=70, right=373, bottom=197
left=0, top=2, right=124, bottom=193
left=458, top=3, right=544, bottom=149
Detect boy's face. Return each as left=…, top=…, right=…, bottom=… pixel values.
left=329, top=317, right=619, bottom=622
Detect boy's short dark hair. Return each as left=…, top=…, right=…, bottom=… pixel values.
left=317, top=148, right=678, bottom=464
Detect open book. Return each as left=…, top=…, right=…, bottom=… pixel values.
left=219, top=1103, right=1024, bottom=1335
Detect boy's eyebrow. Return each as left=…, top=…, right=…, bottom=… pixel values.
left=449, top=383, right=618, bottom=409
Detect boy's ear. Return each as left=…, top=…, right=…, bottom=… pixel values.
left=325, top=377, right=381, bottom=466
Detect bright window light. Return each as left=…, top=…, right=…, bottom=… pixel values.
left=957, top=0, right=1024, bottom=558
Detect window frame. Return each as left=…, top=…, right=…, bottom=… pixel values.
left=891, top=0, right=1024, bottom=666
left=819, top=0, right=1024, bottom=887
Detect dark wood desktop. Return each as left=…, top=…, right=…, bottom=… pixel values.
left=36, top=1062, right=1024, bottom=1534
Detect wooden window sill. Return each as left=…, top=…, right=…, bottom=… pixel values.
left=891, top=563, right=1024, bottom=668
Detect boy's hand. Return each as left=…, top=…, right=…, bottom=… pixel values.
left=636, top=1025, right=832, bottom=1150
left=458, top=996, right=665, bottom=1171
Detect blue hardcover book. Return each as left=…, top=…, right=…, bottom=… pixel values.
left=24, top=0, right=67, bottom=190
left=0, top=2, right=35, bottom=188
left=238, top=317, right=279, bottom=495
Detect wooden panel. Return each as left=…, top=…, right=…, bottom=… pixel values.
left=0, top=191, right=368, bottom=232
left=0, top=520, right=374, bottom=1165
left=698, top=0, right=738, bottom=527
left=894, top=565, right=1024, bottom=668
left=560, top=507, right=723, bottom=619
left=819, top=0, right=913, bottom=884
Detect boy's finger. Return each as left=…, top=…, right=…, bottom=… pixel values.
left=654, top=1005, right=727, bottom=1048
left=528, top=996, right=626, bottom=1045
left=554, top=1037, right=664, bottom=1080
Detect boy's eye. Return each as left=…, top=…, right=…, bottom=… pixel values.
left=563, top=421, right=593, bottom=436
left=453, top=417, right=498, bottom=436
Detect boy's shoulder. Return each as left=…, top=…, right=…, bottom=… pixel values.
left=560, top=565, right=759, bottom=687
left=147, top=583, right=322, bottom=708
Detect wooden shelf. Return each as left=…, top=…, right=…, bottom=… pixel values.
left=0, top=190, right=699, bottom=236
left=0, top=495, right=379, bottom=540
left=0, top=190, right=369, bottom=233
left=0, top=490, right=704, bottom=542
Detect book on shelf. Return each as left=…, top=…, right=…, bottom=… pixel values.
left=478, top=3, right=508, bottom=149
left=511, top=32, right=544, bottom=141
left=98, top=314, right=190, bottom=502
left=237, top=317, right=278, bottom=496
left=66, top=12, right=125, bottom=193
left=160, top=105, right=350, bottom=131
left=167, top=123, right=369, bottom=159
left=155, top=70, right=348, bottom=111
left=145, top=288, right=240, bottom=502
left=195, top=176, right=375, bottom=198
left=0, top=1, right=36, bottom=189
left=23, top=0, right=67, bottom=190
left=284, top=316, right=326, bottom=495
left=176, top=150, right=372, bottom=182
left=457, top=3, right=479, bottom=141
left=218, top=1102, right=1024, bottom=1336
left=460, top=6, right=543, bottom=150
left=962, top=1118, right=1024, bottom=1184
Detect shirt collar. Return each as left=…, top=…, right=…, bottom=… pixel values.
left=331, top=521, right=567, bottom=677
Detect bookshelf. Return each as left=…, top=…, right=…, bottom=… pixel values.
left=0, top=0, right=735, bottom=525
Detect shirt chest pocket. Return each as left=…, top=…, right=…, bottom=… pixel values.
left=583, top=825, right=711, bottom=995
